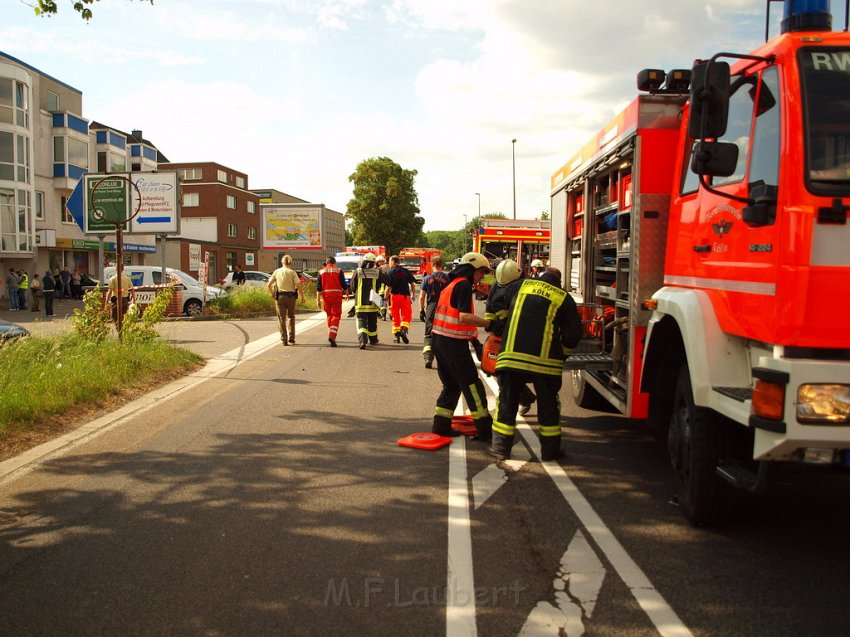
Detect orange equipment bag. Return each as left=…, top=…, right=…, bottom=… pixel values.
left=481, top=333, right=502, bottom=375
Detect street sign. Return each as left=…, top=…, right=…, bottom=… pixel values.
left=67, top=180, right=84, bottom=230
left=84, top=174, right=130, bottom=233
left=129, top=172, right=180, bottom=234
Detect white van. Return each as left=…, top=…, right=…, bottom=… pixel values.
left=103, top=265, right=222, bottom=316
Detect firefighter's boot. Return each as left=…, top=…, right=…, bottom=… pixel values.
left=472, top=414, right=492, bottom=442
left=540, top=436, right=564, bottom=462
left=400, top=326, right=409, bottom=344
left=424, top=353, right=434, bottom=369
left=359, top=334, right=368, bottom=350
left=432, top=415, right=460, bottom=438
left=488, top=431, right=513, bottom=461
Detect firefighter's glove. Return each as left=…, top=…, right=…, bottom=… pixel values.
left=489, top=318, right=505, bottom=336
left=472, top=338, right=483, bottom=362
left=420, top=309, right=427, bottom=323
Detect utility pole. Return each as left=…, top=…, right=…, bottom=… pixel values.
left=511, top=139, right=517, bottom=220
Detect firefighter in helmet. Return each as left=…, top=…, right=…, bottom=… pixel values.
left=485, top=259, right=537, bottom=415
left=529, top=259, right=545, bottom=278
left=489, top=268, right=583, bottom=462
left=430, top=251, right=493, bottom=439
left=348, top=252, right=389, bottom=349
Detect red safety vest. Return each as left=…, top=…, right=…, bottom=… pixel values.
left=431, top=278, right=478, bottom=340
left=319, top=266, right=343, bottom=294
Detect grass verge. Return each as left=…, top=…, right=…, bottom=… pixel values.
left=0, top=333, right=203, bottom=452
left=206, top=282, right=319, bottom=318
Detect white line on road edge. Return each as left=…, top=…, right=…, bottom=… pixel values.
left=479, top=374, right=693, bottom=637
left=0, top=314, right=328, bottom=487
left=447, top=435, right=477, bottom=637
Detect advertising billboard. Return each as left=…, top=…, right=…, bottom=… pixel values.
left=262, top=204, right=323, bottom=250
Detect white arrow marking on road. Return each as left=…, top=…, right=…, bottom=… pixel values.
left=472, top=438, right=531, bottom=509
left=518, top=530, right=605, bottom=637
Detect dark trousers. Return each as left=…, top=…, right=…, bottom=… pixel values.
left=492, top=370, right=563, bottom=458
left=432, top=334, right=492, bottom=437
left=17, top=289, right=27, bottom=310
left=356, top=310, right=379, bottom=344
left=422, top=301, right=437, bottom=360
left=43, top=291, right=54, bottom=316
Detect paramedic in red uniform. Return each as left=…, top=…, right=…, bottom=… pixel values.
left=430, top=252, right=493, bottom=440
left=387, top=255, right=417, bottom=344
left=316, top=256, right=348, bottom=347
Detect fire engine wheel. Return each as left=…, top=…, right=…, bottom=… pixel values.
left=569, top=370, right=607, bottom=410
left=669, top=365, right=733, bottom=526
left=184, top=299, right=203, bottom=316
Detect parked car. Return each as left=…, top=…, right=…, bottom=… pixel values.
left=220, top=270, right=270, bottom=290
left=103, top=266, right=222, bottom=316
left=80, top=273, right=101, bottom=292
left=0, top=319, right=29, bottom=342
left=295, top=270, right=316, bottom=283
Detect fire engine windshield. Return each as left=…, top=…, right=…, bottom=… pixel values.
left=800, top=47, right=850, bottom=195
left=401, top=257, right=421, bottom=268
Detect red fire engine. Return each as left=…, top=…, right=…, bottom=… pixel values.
left=398, top=247, right=441, bottom=281
left=550, top=0, right=850, bottom=525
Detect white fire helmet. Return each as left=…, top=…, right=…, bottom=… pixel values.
left=495, top=259, right=521, bottom=286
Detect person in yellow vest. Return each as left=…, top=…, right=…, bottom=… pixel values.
left=16, top=270, right=29, bottom=310
left=430, top=252, right=493, bottom=440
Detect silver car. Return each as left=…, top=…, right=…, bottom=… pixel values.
left=220, top=270, right=270, bottom=290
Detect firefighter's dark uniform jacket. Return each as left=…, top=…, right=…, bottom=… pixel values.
left=491, top=273, right=582, bottom=459
left=430, top=264, right=492, bottom=439
left=349, top=264, right=388, bottom=344
left=484, top=277, right=523, bottom=334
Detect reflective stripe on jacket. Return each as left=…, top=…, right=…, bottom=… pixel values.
left=495, top=278, right=570, bottom=376
left=431, top=278, right=478, bottom=340
left=319, top=266, right=343, bottom=294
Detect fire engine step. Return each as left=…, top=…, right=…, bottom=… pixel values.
left=563, top=353, right=613, bottom=370
left=713, top=386, right=753, bottom=402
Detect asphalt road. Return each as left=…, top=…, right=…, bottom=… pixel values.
left=1, top=304, right=849, bottom=636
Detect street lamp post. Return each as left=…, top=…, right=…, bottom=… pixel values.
left=512, top=139, right=517, bottom=220
left=463, top=213, right=468, bottom=252
left=474, top=192, right=481, bottom=254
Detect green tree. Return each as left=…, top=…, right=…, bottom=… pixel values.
left=32, top=0, right=153, bottom=20
left=346, top=157, right=425, bottom=256
left=539, top=210, right=550, bottom=220
left=424, top=230, right=466, bottom=262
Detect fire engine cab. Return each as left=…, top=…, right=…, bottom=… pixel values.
left=550, top=0, right=850, bottom=524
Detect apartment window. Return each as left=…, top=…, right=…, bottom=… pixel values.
left=97, top=151, right=107, bottom=172
left=110, top=153, right=125, bottom=172
left=226, top=195, right=236, bottom=209
left=179, top=168, right=202, bottom=180
left=53, top=136, right=64, bottom=162
left=61, top=195, right=73, bottom=223
left=226, top=251, right=236, bottom=270
left=183, top=192, right=199, bottom=207
left=217, top=169, right=227, bottom=183
left=0, top=131, right=12, bottom=180
left=248, top=227, right=256, bottom=240
left=247, top=201, right=255, bottom=214
left=227, top=224, right=237, bottom=237
left=57, top=137, right=88, bottom=168
left=235, top=176, right=245, bottom=189
left=45, top=90, right=59, bottom=112
left=35, top=191, right=44, bottom=220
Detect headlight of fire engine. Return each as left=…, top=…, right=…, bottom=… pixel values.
left=796, top=384, right=850, bottom=423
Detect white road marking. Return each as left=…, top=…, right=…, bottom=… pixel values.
left=447, top=435, right=477, bottom=637
left=472, top=463, right=507, bottom=510
left=478, top=374, right=693, bottom=637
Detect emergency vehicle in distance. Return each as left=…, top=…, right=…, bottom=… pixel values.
left=549, top=0, right=850, bottom=525
left=336, top=246, right=386, bottom=283
left=398, top=247, right=441, bottom=281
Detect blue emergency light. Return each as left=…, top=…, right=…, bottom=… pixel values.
left=781, top=0, right=832, bottom=33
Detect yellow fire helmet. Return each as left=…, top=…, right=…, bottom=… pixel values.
left=531, top=259, right=544, bottom=268
left=495, top=259, right=521, bottom=285
left=460, top=252, right=491, bottom=271
left=363, top=253, right=377, bottom=262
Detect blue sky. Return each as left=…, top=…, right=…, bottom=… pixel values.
left=3, top=0, right=847, bottom=231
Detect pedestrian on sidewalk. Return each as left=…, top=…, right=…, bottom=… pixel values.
left=71, top=269, right=83, bottom=299
left=59, top=266, right=72, bottom=299
left=42, top=270, right=56, bottom=317
left=16, top=270, right=29, bottom=310
left=419, top=255, right=449, bottom=368
left=316, top=256, right=348, bottom=347
left=30, top=273, right=43, bottom=312
left=267, top=254, right=303, bottom=346
left=386, top=255, right=416, bottom=344
left=6, top=268, right=19, bottom=311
